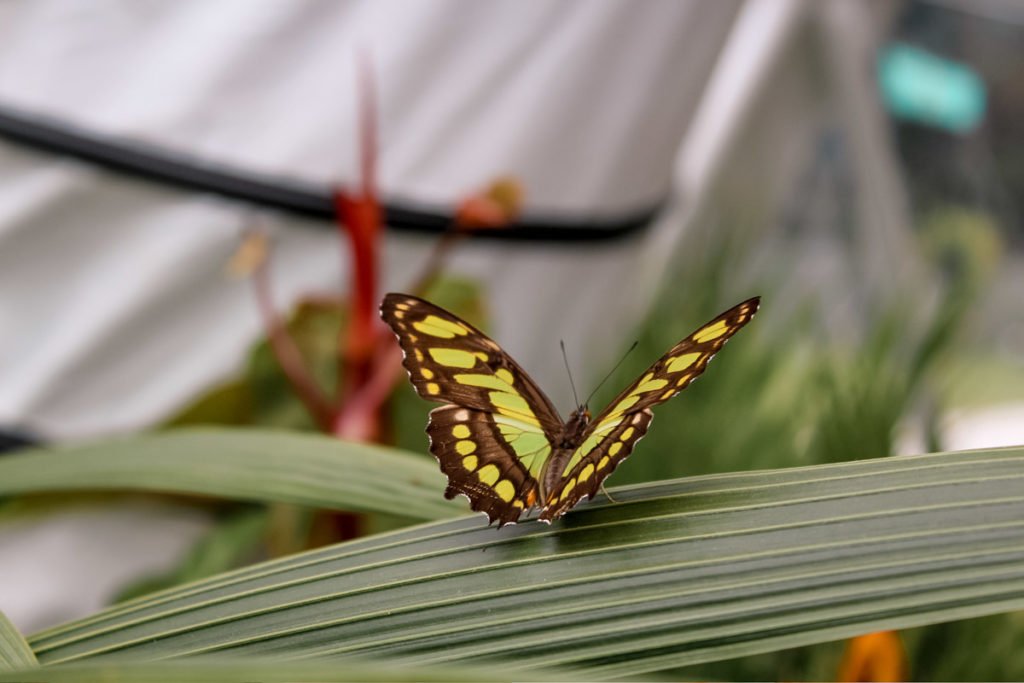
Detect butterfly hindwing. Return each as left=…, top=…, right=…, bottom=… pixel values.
left=426, top=404, right=541, bottom=526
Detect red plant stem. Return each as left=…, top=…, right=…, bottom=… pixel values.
left=335, top=50, right=382, bottom=407
left=358, top=48, right=378, bottom=202
left=252, top=256, right=335, bottom=431
left=331, top=334, right=403, bottom=441
left=407, top=228, right=466, bottom=296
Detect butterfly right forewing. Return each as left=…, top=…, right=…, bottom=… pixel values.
left=540, top=297, right=760, bottom=521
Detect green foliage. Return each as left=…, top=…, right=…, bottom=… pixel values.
left=20, top=446, right=1024, bottom=679
left=0, top=428, right=463, bottom=521
left=0, top=610, right=36, bottom=671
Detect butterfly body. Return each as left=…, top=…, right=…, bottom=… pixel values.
left=538, top=408, right=588, bottom=501
left=381, top=292, right=758, bottom=526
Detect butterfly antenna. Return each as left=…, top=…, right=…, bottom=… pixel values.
left=583, top=340, right=639, bottom=408
left=560, top=340, right=581, bottom=409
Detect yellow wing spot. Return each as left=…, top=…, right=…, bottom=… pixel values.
left=452, top=424, right=470, bottom=439
left=636, top=377, right=668, bottom=393
left=495, top=368, right=515, bottom=385
left=461, top=455, right=478, bottom=471
left=490, top=391, right=539, bottom=425
left=693, top=320, right=729, bottom=343
left=666, top=352, right=701, bottom=373
left=578, top=463, right=595, bottom=483
left=477, top=464, right=500, bottom=485
left=559, top=479, right=577, bottom=502
left=423, top=315, right=471, bottom=337
left=609, top=442, right=623, bottom=456
left=395, top=302, right=410, bottom=311
left=474, top=352, right=489, bottom=362
left=429, top=348, right=478, bottom=368
left=485, top=339, right=502, bottom=351
left=513, top=499, right=525, bottom=509
left=421, top=368, right=435, bottom=380
left=414, top=349, right=424, bottom=362
left=426, top=382, right=440, bottom=395
left=412, top=322, right=454, bottom=338
left=455, top=440, right=476, bottom=455
left=394, top=310, right=405, bottom=320
left=676, top=374, right=690, bottom=387
left=609, top=394, right=639, bottom=417
left=454, top=374, right=511, bottom=391
left=620, top=427, right=635, bottom=441
left=408, top=333, right=419, bottom=343
left=494, top=479, right=515, bottom=502
left=597, top=455, right=610, bottom=470
left=661, top=389, right=675, bottom=400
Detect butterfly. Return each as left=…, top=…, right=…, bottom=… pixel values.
left=380, top=293, right=759, bottom=526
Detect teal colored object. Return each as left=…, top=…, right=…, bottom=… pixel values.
left=878, top=43, right=987, bottom=134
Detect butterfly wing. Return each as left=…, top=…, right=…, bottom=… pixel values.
left=426, top=405, right=543, bottom=526
left=381, top=293, right=563, bottom=526
left=540, top=296, right=760, bottom=522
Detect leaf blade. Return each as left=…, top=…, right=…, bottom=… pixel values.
left=26, top=447, right=1024, bottom=678
left=0, top=428, right=464, bottom=521
left=0, top=610, right=36, bottom=670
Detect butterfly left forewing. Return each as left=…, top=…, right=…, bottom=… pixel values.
left=381, top=293, right=563, bottom=440
left=540, top=296, right=760, bottom=522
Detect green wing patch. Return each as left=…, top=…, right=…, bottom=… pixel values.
left=426, top=404, right=541, bottom=526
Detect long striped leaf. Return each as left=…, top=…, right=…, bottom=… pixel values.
left=0, top=428, right=463, bottom=521
left=0, top=611, right=36, bottom=670
left=26, top=446, right=1024, bottom=678
left=0, top=658, right=534, bottom=682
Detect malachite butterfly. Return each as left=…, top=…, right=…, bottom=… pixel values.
left=381, top=293, right=760, bottom=526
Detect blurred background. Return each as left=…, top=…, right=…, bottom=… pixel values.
left=0, top=0, right=1022, bottom=679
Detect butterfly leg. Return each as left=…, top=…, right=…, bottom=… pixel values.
left=599, top=482, right=618, bottom=504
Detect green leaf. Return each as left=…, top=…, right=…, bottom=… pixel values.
left=0, top=657, right=536, bottom=682
left=0, top=610, right=36, bottom=670
left=0, top=428, right=464, bottom=521
left=27, top=447, right=1024, bottom=678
